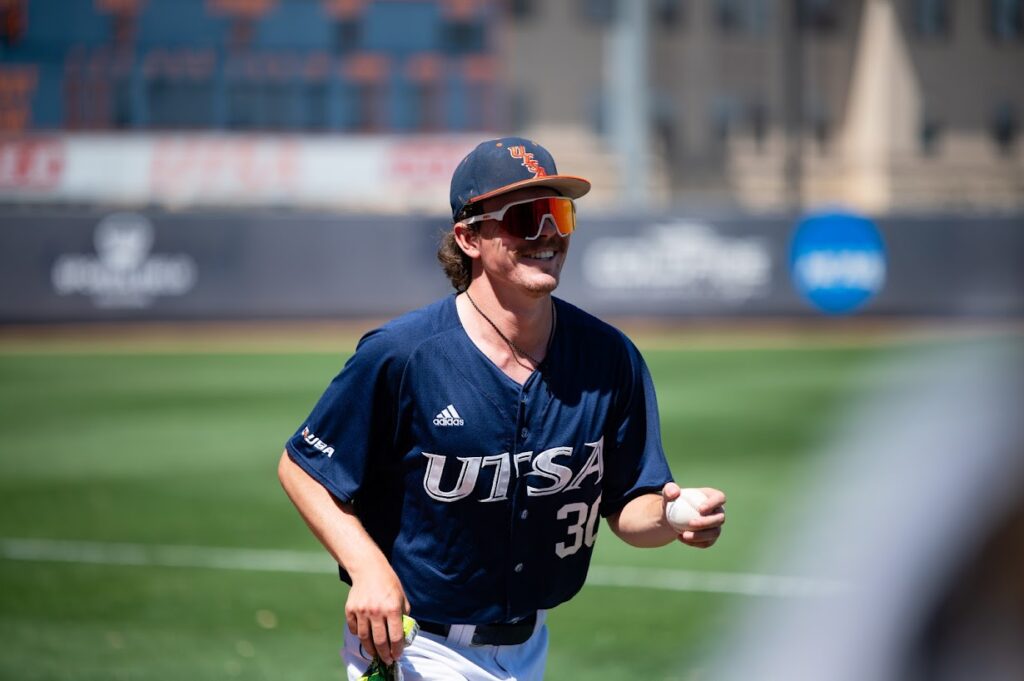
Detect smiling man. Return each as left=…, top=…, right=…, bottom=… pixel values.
left=278, top=137, right=727, bottom=681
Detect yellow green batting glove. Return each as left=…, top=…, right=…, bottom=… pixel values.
left=358, top=616, right=419, bottom=681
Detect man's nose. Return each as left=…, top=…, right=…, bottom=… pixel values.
left=534, top=215, right=559, bottom=238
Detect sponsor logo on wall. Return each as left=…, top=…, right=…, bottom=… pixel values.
left=51, top=213, right=197, bottom=309
left=0, top=137, right=65, bottom=190
left=582, top=220, right=771, bottom=302
left=789, top=211, right=886, bottom=315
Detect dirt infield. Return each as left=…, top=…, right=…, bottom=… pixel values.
left=1, top=317, right=1020, bottom=353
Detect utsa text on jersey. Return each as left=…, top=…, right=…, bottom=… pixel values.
left=422, top=437, right=604, bottom=503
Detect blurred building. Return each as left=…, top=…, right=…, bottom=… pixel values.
left=0, top=0, right=1022, bottom=214
left=502, top=0, right=1024, bottom=213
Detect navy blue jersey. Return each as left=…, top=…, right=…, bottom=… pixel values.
left=286, top=295, right=672, bottom=624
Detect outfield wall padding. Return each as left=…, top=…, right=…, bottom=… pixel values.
left=1, top=210, right=1021, bottom=322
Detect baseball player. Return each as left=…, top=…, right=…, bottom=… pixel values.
left=278, top=137, right=726, bottom=680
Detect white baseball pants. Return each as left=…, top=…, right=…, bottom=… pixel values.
left=343, top=612, right=548, bottom=681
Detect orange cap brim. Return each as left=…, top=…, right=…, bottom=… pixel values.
left=466, top=174, right=592, bottom=208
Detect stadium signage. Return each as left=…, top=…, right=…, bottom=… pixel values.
left=0, top=134, right=480, bottom=213
left=581, top=220, right=771, bottom=302
left=789, top=211, right=886, bottom=315
left=51, top=213, right=197, bottom=309
left=0, top=137, right=65, bottom=190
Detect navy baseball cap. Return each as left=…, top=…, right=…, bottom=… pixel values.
left=449, top=137, right=591, bottom=221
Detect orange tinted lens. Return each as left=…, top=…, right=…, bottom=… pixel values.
left=500, top=197, right=576, bottom=239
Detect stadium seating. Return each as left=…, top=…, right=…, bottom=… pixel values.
left=255, top=0, right=334, bottom=52
left=137, top=0, right=228, bottom=48
left=4, top=0, right=499, bottom=132
left=24, top=0, right=110, bottom=49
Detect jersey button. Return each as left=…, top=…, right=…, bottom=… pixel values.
left=520, top=510, right=528, bottom=520
left=514, top=563, right=524, bottom=573
left=520, top=427, right=528, bottom=440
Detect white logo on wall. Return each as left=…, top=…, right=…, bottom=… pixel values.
left=582, top=220, right=771, bottom=302
left=51, top=213, right=197, bottom=308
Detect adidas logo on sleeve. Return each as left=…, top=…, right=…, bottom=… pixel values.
left=433, top=404, right=464, bottom=427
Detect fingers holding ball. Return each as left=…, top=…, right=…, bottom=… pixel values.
left=665, top=488, right=708, bottom=531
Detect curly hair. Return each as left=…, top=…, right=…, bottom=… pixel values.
left=436, top=228, right=473, bottom=292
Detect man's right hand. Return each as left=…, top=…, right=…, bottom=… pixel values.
left=345, top=563, right=410, bottom=667
left=276, top=453, right=412, bottom=666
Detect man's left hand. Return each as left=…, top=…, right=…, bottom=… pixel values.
left=662, top=482, right=726, bottom=549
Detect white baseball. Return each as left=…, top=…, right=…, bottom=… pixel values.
left=665, top=488, right=708, bottom=532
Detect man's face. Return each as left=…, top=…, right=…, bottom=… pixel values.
left=468, top=187, right=571, bottom=297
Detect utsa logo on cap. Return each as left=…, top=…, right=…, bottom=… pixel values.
left=449, top=136, right=591, bottom=221
left=508, top=145, right=548, bottom=178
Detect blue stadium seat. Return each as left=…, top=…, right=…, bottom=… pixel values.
left=362, top=2, right=441, bottom=53
left=24, top=0, right=109, bottom=49
left=138, top=0, right=227, bottom=48
left=29, top=59, right=63, bottom=128
left=255, top=0, right=333, bottom=51
left=445, top=69, right=467, bottom=131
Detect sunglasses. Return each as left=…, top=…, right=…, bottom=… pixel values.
left=462, top=196, right=577, bottom=240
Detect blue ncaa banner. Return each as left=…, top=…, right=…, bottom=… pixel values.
left=789, top=211, right=887, bottom=315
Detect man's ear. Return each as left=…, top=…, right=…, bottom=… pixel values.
left=453, top=221, right=481, bottom=259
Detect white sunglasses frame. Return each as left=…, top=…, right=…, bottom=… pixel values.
left=461, top=197, right=576, bottom=240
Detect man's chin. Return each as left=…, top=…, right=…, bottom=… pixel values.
left=520, top=273, right=560, bottom=295
left=509, top=256, right=563, bottom=294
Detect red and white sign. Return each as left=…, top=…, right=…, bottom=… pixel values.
left=149, top=136, right=302, bottom=204
left=0, top=137, right=65, bottom=190
left=387, top=139, right=469, bottom=190
left=0, top=133, right=482, bottom=213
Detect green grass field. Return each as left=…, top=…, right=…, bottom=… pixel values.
left=0, top=335, right=900, bottom=680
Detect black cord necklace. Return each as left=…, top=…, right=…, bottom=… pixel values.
left=464, top=290, right=556, bottom=370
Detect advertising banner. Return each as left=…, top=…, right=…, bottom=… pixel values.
left=0, top=210, right=1021, bottom=322
left=0, top=134, right=479, bottom=213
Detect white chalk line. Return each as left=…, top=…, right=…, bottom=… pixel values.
left=0, top=537, right=846, bottom=598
